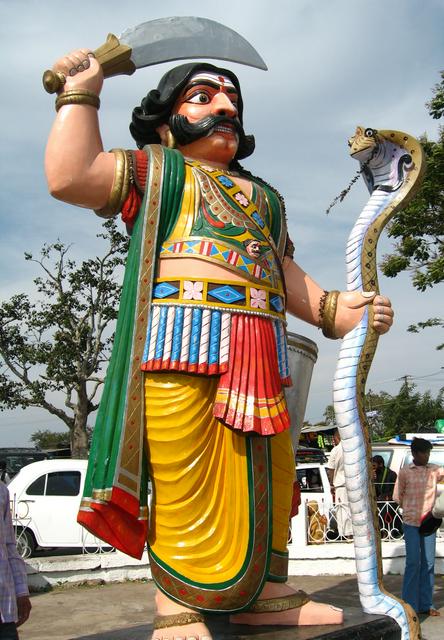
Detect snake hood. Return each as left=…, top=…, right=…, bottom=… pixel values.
left=348, top=126, right=421, bottom=194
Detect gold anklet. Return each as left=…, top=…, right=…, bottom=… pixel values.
left=247, top=590, right=310, bottom=613
left=153, top=611, right=205, bottom=629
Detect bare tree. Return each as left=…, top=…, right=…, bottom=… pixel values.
left=0, top=220, right=129, bottom=458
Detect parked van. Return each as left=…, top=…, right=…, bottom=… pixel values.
left=7, top=459, right=106, bottom=557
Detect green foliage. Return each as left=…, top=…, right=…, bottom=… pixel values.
left=380, top=133, right=444, bottom=291
left=374, top=382, right=443, bottom=439
left=427, top=70, right=444, bottom=120
left=323, top=404, right=335, bottom=426
left=408, top=317, right=444, bottom=350
left=0, top=220, right=129, bottom=458
left=380, top=71, right=443, bottom=348
left=324, top=382, right=444, bottom=441
left=30, top=429, right=70, bottom=450
left=30, top=427, right=93, bottom=450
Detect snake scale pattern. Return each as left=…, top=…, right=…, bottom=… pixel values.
left=333, top=127, right=425, bottom=639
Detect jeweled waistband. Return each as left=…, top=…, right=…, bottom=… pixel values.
left=152, top=277, right=286, bottom=321
left=160, top=237, right=274, bottom=285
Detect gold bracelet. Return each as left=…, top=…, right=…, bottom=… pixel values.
left=94, top=149, right=131, bottom=219
left=318, top=290, right=328, bottom=326
left=322, top=290, right=340, bottom=339
left=55, top=89, right=100, bottom=112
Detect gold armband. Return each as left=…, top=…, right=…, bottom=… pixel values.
left=55, top=89, right=100, bottom=112
left=320, top=290, right=340, bottom=339
left=94, top=149, right=132, bottom=219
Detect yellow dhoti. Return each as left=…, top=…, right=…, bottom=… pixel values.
left=144, top=372, right=294, bottom=612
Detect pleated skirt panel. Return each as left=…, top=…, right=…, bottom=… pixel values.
left=144, top=372, right=294, bottom=612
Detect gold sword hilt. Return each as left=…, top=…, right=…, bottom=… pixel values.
left=42, top=34, right=135, bottom=94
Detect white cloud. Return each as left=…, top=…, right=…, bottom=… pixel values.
left=1, top=0, right=442, bottom=444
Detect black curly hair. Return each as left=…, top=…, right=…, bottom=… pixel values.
left=129, top=62, right=255, bottom=160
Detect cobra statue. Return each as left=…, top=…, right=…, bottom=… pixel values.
left=333, top=127, right=425, bottom=639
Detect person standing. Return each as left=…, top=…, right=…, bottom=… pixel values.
left=0, top=462, right=11, bottom=486
left=0, top=483, right=31, bottom=639
left=372, top=455, right=400, bottom=538
left=372, top=455, right=397, bottom=501
left=393, top=437, right=444, bottom=616
left=326, top=429, right=352, bottom=539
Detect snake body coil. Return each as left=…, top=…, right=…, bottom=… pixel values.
left=333, top=127, right=425, bottom=640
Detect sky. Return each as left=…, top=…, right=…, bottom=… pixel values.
left=0, top=0, right=443, bottom=447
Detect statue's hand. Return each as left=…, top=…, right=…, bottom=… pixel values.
left=335, top=291, right=394, bottom=337
left=52, top=48, right=103, bottom=95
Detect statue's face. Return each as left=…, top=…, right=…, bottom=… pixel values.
left=173, top=71, right=240, bottom=165
left=245, top=240, right=262, bottom=258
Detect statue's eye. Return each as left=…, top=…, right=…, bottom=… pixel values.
left=365, top=128, right=376, bottom=137
left=187, top=92, right=210, bottom=104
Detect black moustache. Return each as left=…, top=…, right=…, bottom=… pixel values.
left=169, top=114, right=244, bottom=146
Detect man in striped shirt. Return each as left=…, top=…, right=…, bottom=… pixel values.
left=393, top=437, right=444, bottom=617
left=0, top=483, right=31, bottom=639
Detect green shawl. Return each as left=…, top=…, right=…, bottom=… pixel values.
left=78, top=145, right=185, bottom=559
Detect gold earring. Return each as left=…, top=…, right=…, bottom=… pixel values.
left=166, top=130, right=176, bottom=149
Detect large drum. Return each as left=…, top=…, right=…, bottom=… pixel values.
left=284, top=332, right=318, bottom=451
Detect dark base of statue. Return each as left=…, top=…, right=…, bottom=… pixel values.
left=205, top=610, right=401, bottom=640
left=78, top=610, right=401, bottom=640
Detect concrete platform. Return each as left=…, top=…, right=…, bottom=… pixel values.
left=20, top=575, right=444, bottom=640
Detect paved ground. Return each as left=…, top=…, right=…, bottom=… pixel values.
left=19, top=575, right=444, bottom=640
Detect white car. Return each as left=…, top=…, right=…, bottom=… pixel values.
left=7, top=459, right=107, bottom=557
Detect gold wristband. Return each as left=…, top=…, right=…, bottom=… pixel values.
left=321, top=290, right=340, bottom=339
left=55, top=89, right=100, bottom=112
left=94, top=149, right=131, bottom=219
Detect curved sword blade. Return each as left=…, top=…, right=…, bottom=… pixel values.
left=119, top=16, right=268, bottom=71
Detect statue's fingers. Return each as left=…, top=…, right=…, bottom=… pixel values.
left=375, top=305, right=394, bottom=319
left=373, top=321, right=389, bottom=334
left=373, top=313, right=393, bottom=333
left=374, top=294, right=391, bottom=307
left=55, top=51, right=83, bottom=72
left=68, top=53, right=88, bottom=76
left=77, top=49, right=94, bottom=70
left=340, top=290, right=376, bottom=310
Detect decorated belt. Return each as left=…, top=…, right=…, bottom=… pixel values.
left=160, top=237, right=275, bottom=285
left=152, top=277, right=286, bottom=321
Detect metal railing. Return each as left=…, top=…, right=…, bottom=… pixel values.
left=10, top=494, right=443, bottom=557
left=303, top=499, right=444, bottom=545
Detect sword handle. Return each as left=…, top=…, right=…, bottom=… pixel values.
left=42, top=34, right=136, bottom=94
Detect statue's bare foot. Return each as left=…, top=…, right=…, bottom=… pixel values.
left=230, top=581, right=343, bottom=627
left=151, top=623, right=210, bottom=640
left=151, top=589, right=212, bottom=640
